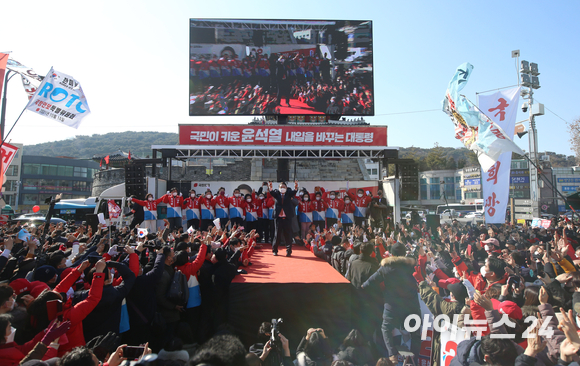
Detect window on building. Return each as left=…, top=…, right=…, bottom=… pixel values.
left=444, top=183, right=454, bottom=198
left=420, top=184, right=428, bottom=200
left=23, top=164, right=40, bottom=175
left=456, top=189, right=462, bottom=200
left=41, top=164, right=58, bottom=176
left=2, top=181, right=17, bottom=191
left=23, top=194, right=38, bottom=205
left=5, top=165, right=18, bottom=177
left=430, top=184, right=440, bottom=199
left=430, top=178, right=439, bottom=184
left=74, top=167, right=88, bottom=178
left=465, top=192, right=480, bottom=199
left=455, top=176, right=461, bottom=183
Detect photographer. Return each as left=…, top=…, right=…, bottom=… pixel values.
left=295, top=328, right=332, bottom=366
left=250, top=321, right=292, bottom=366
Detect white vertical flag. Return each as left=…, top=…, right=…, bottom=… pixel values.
left=479, top=87, right=521, bottom=224
left=25, top=67, right=91, bottom=129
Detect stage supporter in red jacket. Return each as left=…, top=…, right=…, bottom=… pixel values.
left=322, top=190, right=342, bottom=229
left=241, top=192, right=260, bottom=233
left=339, top=197, right=356, bottom=233
left=298, top=194, right=314, bottom=239
left=182, top=189, right=201, bottom=231
left=311, top=191, right=327, bottom=232
left=213, top=187, right=230, bottom=230
left=346, top=188, right=373, bottom=228
left=129, top=194, right=163, bottom=233
left=257, top=191, right=274, bottom=244
left=162, top=188, right=184, bottom=232
left=22, top=259, right=105, bottom=357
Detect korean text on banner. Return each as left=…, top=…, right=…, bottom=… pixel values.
left=179, top=125, right=387, bottom=146
left=479, top=87, right=521, bottom=224
left=443, top=64, right=523, bottom=172
left=0, top=143, right=19, bottom=176
left=25, top=67, right=91, bottom=129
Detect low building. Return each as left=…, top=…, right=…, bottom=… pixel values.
left=19, top=156, right=99, bottom=210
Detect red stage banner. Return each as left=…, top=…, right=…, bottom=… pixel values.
left=179, top=125, right=387, bottom=147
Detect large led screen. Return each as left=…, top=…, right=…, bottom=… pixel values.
left=189, top=19, right=373, bottom=116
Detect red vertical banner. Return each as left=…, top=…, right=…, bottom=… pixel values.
left=0, top=53, right=8, bottom=98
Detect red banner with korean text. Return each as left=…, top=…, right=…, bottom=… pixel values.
left=179, top=125, right=387, bottom=147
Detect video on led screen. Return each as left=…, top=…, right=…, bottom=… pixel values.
left=189, top=19, right=373, bottom=116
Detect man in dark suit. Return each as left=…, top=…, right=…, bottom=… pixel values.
left=268, top=180, right=298, bottom=256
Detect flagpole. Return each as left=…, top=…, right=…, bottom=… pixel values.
left=0, top=103, right=26, bottom=150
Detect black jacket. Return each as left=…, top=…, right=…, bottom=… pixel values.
left=156, top=263, right=179, bottom=323
left=270, top=188, right=297, bottom=219
left=362, top=256, right=419, bottom=313
left=346, top=255, right=378, bottom=289
left=77, top=261, right=136, bottom=342
left=127, top=252, right=165, bottom=326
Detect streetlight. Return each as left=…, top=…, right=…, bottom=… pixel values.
left=519, top=56, right=544, bottom=218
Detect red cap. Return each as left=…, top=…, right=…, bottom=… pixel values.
left=9, top=278, right=31, bottom=296
left=29, top=281, right=50, bottom=298
left=496, top=300, right=523, bottom=320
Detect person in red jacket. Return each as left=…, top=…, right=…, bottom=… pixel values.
left=323, top=190, right=342, bottom=229
left=298, top=194, right=314, bottom=239
left=129, top=193, right=163, bottom=232
left=162, top=188, right=184, bottom=232
left=311, top=191, right=328, bottom=231
left=229, top=188, right=245, bottom=227
left=257, top=192, right=275, bottom=243
left=213, top=187, right=230, bottom=230
left=0, top=314, right=69, bottom=366
left=339, top=197, right=356, bottom=233
left=346, top=188, right=372, bottom=228
left=182, top=189, right=201, bottom=230
left=24, top=259, right=106, bottom=356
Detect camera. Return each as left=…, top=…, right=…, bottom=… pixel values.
left=144, top=240, right=163, bottom=250
left=521, top=102, right=528, bottom=113
left=270, top=318, right=283, bottom=349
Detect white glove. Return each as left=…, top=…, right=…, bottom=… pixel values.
left=166, top=191, right=170, bottom=195
left=366, top=191, right=370, bottom=195
left=127, top=197, right=132, bottom=202
left=108, top=245, right=119, bottom=257
left=179, top=192, right=182, bottom=196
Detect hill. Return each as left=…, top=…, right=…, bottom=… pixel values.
left=22, top=132, right=577, bottom=170
left=22, top=131, right=178, bottom=158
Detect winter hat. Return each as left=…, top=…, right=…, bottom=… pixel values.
left=33, top=265, right=57, bottom=283
left=29, top=281, right=50, bottom=298
left=447, top=282, right=468, bottom=304
left=9, top=278, right=31, bottom=296
left=391, top=243, right=406, bottom=257
left=496, top=300, right=523, bottom=320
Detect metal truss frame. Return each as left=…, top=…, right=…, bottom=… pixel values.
left=151, top=145, right=397, bottom=160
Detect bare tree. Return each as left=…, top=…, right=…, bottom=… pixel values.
left=567, top=117, right=580, bottom=164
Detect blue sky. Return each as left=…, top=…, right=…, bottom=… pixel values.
left=1, top=0, right=579, bottom=156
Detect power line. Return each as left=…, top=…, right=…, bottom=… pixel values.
left=534, top=99, right=571, bottom=125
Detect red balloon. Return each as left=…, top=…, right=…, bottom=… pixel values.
left=32, top=205, right=40, bottom=213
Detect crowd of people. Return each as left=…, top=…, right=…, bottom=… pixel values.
left=3, top=181, right=580, bottom=366
left=189, top=52, right=373, bottom=115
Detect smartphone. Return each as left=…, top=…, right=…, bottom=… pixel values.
left=88, top=256, right=99, bottom=264
left=507, top=275, right=520, bottom=288
left=116, top=245, right=126, bottom=253
left=123, top=346, right=145, bottom=360
left=545, top=241, right=551, bottom=256
left=47, top=299, right=63, bottom=322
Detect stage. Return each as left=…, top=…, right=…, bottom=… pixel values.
left=229, top=245, right=354, bottom=348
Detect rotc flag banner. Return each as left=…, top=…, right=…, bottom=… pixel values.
left=25, top=67, right=91, bottom=129
left=479, top=87, right=521, bottom=224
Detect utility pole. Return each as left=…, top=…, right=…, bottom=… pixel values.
left=519, top=58, right=543, bottom=218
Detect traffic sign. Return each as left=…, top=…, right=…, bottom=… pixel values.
left=515, top=213, right=533, bottom=220
left=515, top=199, right=533, bottom=206
left=515, top=206, right=533, bottom=213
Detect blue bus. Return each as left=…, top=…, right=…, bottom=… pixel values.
left=53, top=198, right=97, bottom=224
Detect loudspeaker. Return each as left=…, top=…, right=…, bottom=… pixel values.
left=86, top=214, right=99, bottom=233
left=426, top=214, right=440, bottom=232
left=125, top=163, right=146, bottom=198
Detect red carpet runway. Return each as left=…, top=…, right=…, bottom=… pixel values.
left=229, top=245, right=354, bottom=347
